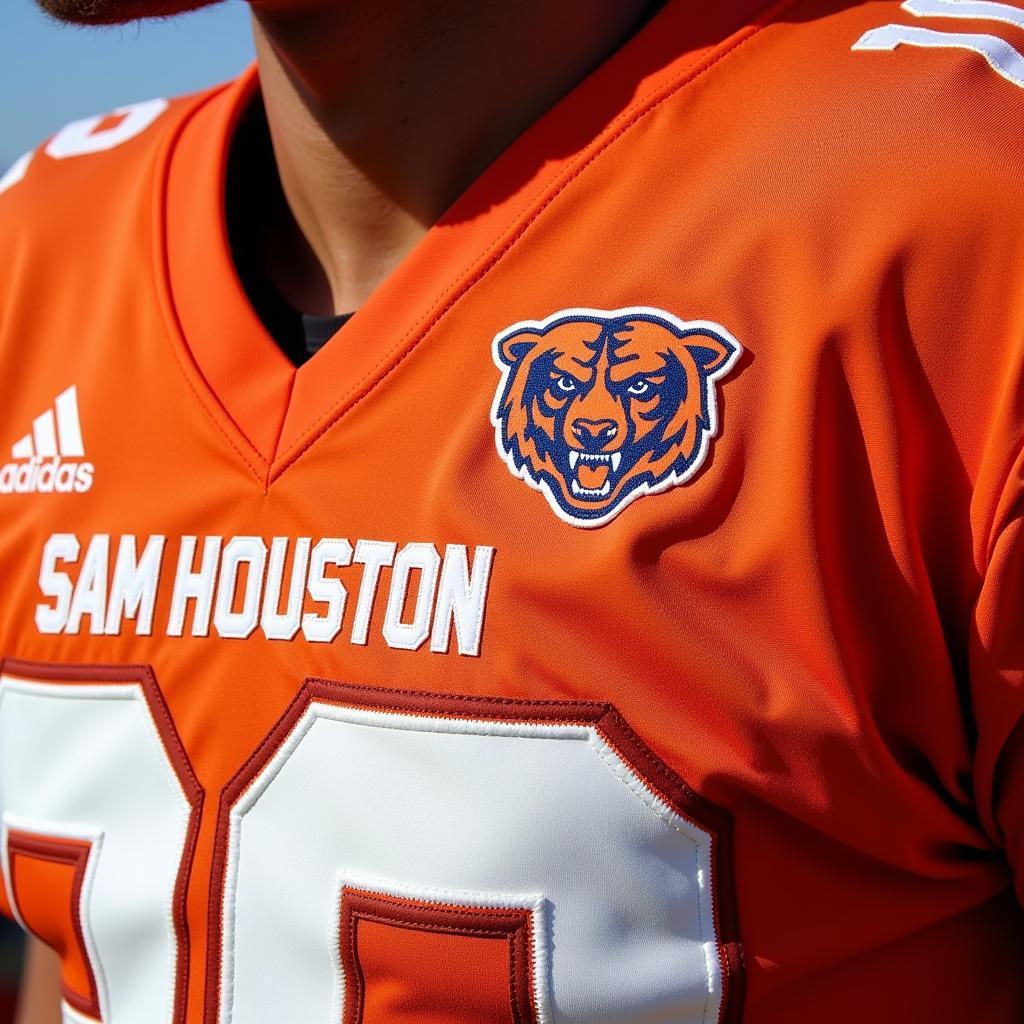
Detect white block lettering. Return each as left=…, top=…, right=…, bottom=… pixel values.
left=67, top=535, right=110, bottom=636
left=105, top=535, right=166, bottom=636
left=168, top=536, right=222, bottom=638
left=214, top=537, right=267, bottom=641
left=350, top=540, right=395, bottom=646
left=383, top=543, right=441, bottom=651
left=302, top=539, right=352, bottom=644
left=35, top=533, right=80, bottom=635
left=430, top=545, right=495, bottom=657
left=262, top=537, right=311, bottom=642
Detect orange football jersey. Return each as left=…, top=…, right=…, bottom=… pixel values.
left=3, top=0, right=1024, bottom=1020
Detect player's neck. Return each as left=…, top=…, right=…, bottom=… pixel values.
left=248, top=1, right=658, bottom=316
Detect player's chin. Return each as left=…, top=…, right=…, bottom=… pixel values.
left=35, top=0, right=224, bottom=25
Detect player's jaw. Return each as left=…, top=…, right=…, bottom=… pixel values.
left=34, top=0, right=224, bottom=25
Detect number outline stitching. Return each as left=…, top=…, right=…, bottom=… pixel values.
left=208, top=677, right=744, bottom=1024
left=0, top=658, right=205, bottom=1024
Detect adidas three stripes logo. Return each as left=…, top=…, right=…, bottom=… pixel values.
left=1, top=386, right=94, bottom=494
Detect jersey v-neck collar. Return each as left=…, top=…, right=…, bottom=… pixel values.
left=157, top=0, right=792, bottom=487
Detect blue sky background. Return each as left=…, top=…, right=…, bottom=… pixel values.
left=0, top=0, right=255, bottom=171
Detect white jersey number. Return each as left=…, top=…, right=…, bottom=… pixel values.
left=0, top=99, right=168, bottom=197
left=0, top=664, right=200, bottom=1024
left=0, top=663, right=739, bottom=1024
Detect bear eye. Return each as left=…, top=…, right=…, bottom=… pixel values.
left=555, top=375, right=578, bottom=394
left=627, top=379, right=652, bottom=396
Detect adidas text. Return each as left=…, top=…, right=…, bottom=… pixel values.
left=0, top=456, right=94, bottom=494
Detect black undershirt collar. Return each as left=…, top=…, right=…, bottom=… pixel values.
left=225, top=93, right=353, bottom=367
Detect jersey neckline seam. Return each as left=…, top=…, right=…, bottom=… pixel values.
left=268, top=0, right=798, bottom=484
left=148, top=84, right=271, bottom=489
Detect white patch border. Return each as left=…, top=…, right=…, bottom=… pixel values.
left=490, top=306, right=743, bottom=529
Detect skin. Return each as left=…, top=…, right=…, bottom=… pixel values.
left=13, top=940, right=59, bottom=1024
left=38, top=0, right=657, bottom=314
left=19, top=0, right=659, bottom=1016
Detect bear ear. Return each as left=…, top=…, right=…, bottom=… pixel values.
left=684, top=330, right=738, bottom=374
left=497, top=328, right=539, bottom=367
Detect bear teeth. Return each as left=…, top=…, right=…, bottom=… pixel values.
left=571, top=480, right=612, bottom=498
left=569, top=451, right=621, bottom=471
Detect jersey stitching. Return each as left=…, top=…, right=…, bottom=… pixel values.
left=150, top=255, right=266, bottom=486
left=229, top=691, right=715, bottom=988
left=341, top=910, right=527, bottom=1021
left=349, top=910, right=516, bottom=936
left=344, top=908, right=364, bottom=1020
left=147, top=92, right=268, bottom=488
left=0, top=663, right=203, bottom=1024
left=508, top=924, right=526, bottom=1024
left=351, top=890, right=530, bottom=919
left=209, top=679, right=734, bottom=1020
left=266, top=370, right=297, bottom=495
left=272, top=0, right=796, bottom=480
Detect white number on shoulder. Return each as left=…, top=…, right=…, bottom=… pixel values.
left=0, top=98, right=168, bottom=197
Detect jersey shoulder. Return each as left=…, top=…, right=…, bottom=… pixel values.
left=782, top=0, right=1024, bottom=188
left=847, top=0, right=1024, bottom=99
left=0, top=81, right=229, bottom=261
left=0, top=79, right=239, bottom=437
